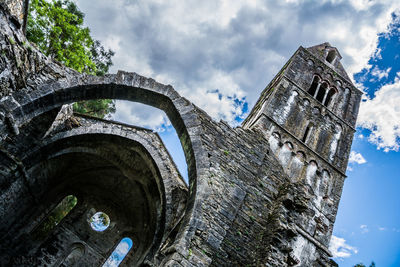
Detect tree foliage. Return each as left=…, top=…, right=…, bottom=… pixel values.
left=27, top=0, right=116, bottom=118
left=31, top=195, right=77, bottom=240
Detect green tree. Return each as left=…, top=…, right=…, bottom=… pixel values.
left=27, top=0, right=116, bottom=118
left=31, top=195, right=77, bottom=240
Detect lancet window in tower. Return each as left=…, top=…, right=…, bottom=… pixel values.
left=325, top=88, right=337, bottom=107
left=308, top=76, right=320, bottom=96
left=302, top=124, right=313, bottom=143
left=307, top=76, right=337, bottom=107
left=326, top=50, right=336, bottom=63
left=316, top=82, right=328, bottom=103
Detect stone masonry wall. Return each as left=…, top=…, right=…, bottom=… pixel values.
left=0, top=3, right=353, bottom=266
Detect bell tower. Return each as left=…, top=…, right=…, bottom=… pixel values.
left=243, top=43, right=362, bottom=264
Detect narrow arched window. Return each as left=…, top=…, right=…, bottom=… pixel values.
left=31, top=195, right=78, bottom=239
left=302, top=124, right=312, bottom=143
left=324, top=88, right=337, bottom=107
left=341, top=88, right=351, bottom=119
left=306, top=160, right=318, bottom=185
left=308, top=76, right=319, bottom=96
left=272, top=132, right=281, bottom=139
left=103, top=237, right=133, bottom=267
left=326, top=50, right=336, bottom=63
left=321, top=170, right=331, bottom=196
left=269, top=132, right=281, bottom=153
left=316, top=82, right=328, bottom=103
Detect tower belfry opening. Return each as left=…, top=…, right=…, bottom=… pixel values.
left=326, top=50, right=336, bottom=63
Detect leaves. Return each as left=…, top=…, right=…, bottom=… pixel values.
left=73, top=99, right=116, bottom=119
left=27, top=0, right=116, bottom=118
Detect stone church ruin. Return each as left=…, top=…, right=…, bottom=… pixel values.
left=0, top=1, right=361, bottom=266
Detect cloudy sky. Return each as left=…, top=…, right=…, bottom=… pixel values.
left=103, top=237, right=133, bottom=267
left=74, top=0, right=400, bottom=266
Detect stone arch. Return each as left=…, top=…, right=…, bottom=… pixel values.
left=316, top=81, right=328, bottom=103
left=283, top=141, right=293, bottom=149
left=303, top=98, right=310, bottom=106
left=312, top=106, right=321, bottom=115
left=269, top=131, right=281, bottom=153
left=272, top=131, right=281, bottom=139
left=308, top=75, right=320, bottom=96
left=59, top=243, right=86, bottom=266
left=308, top=160, right=318, bottom=168
left=325, top=87, right=337, bottom=107
left=19, top=122, right=189, bottom=264
left=289, top=151, right=306, bottom=181
left=326, top=50, right=336, bottom=64
left=305, top=160, right=318, bottom=185
left=296, top=151, right=306, bottom=162
left=28, top=119, right=186, bottom=237
left=1, top=71, right=208, bottom=262
left=278, top=141, right=294, bottom=169
left=324, top=114, right=332, bottom=122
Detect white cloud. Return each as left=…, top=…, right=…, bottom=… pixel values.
left=75, top=0, right=400, bottom=127
left=349, top=151, right=367, bottom=165
left=360, top=224, right=369, bottom=234
left=370, top=66, right=392, bottom=80
left=115, top=241, right=130, bottom=256
left=102, top=239, right=132, bottom=267
left=112, top=101, right=171, bottom=132
left=357, top=73, right=400, bottom=151
left=329, top=235, right=358, bottom=258
left=378, top=227, right=386, bottom=231
left=348, top=0, right=375, bottom=11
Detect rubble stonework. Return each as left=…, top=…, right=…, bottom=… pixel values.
left=0, top=0, right=28, bottom=29
left=0, top=2, right=361, bottom=266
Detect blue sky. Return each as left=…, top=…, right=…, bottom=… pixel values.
left=74, top=1, right=400, bottom=266
left=103, top=237, right=133, bottom=267
left=332, top=13, right=400, bottom=266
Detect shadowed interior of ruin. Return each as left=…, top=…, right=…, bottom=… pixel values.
left=3, top=133, right=169, bottom=266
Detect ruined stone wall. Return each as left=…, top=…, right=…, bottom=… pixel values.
left=0, top=4, right=81, bottom=100
left=1, top=111, right=190, bottom=266
left=0, top=3, right=354, bottom=266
